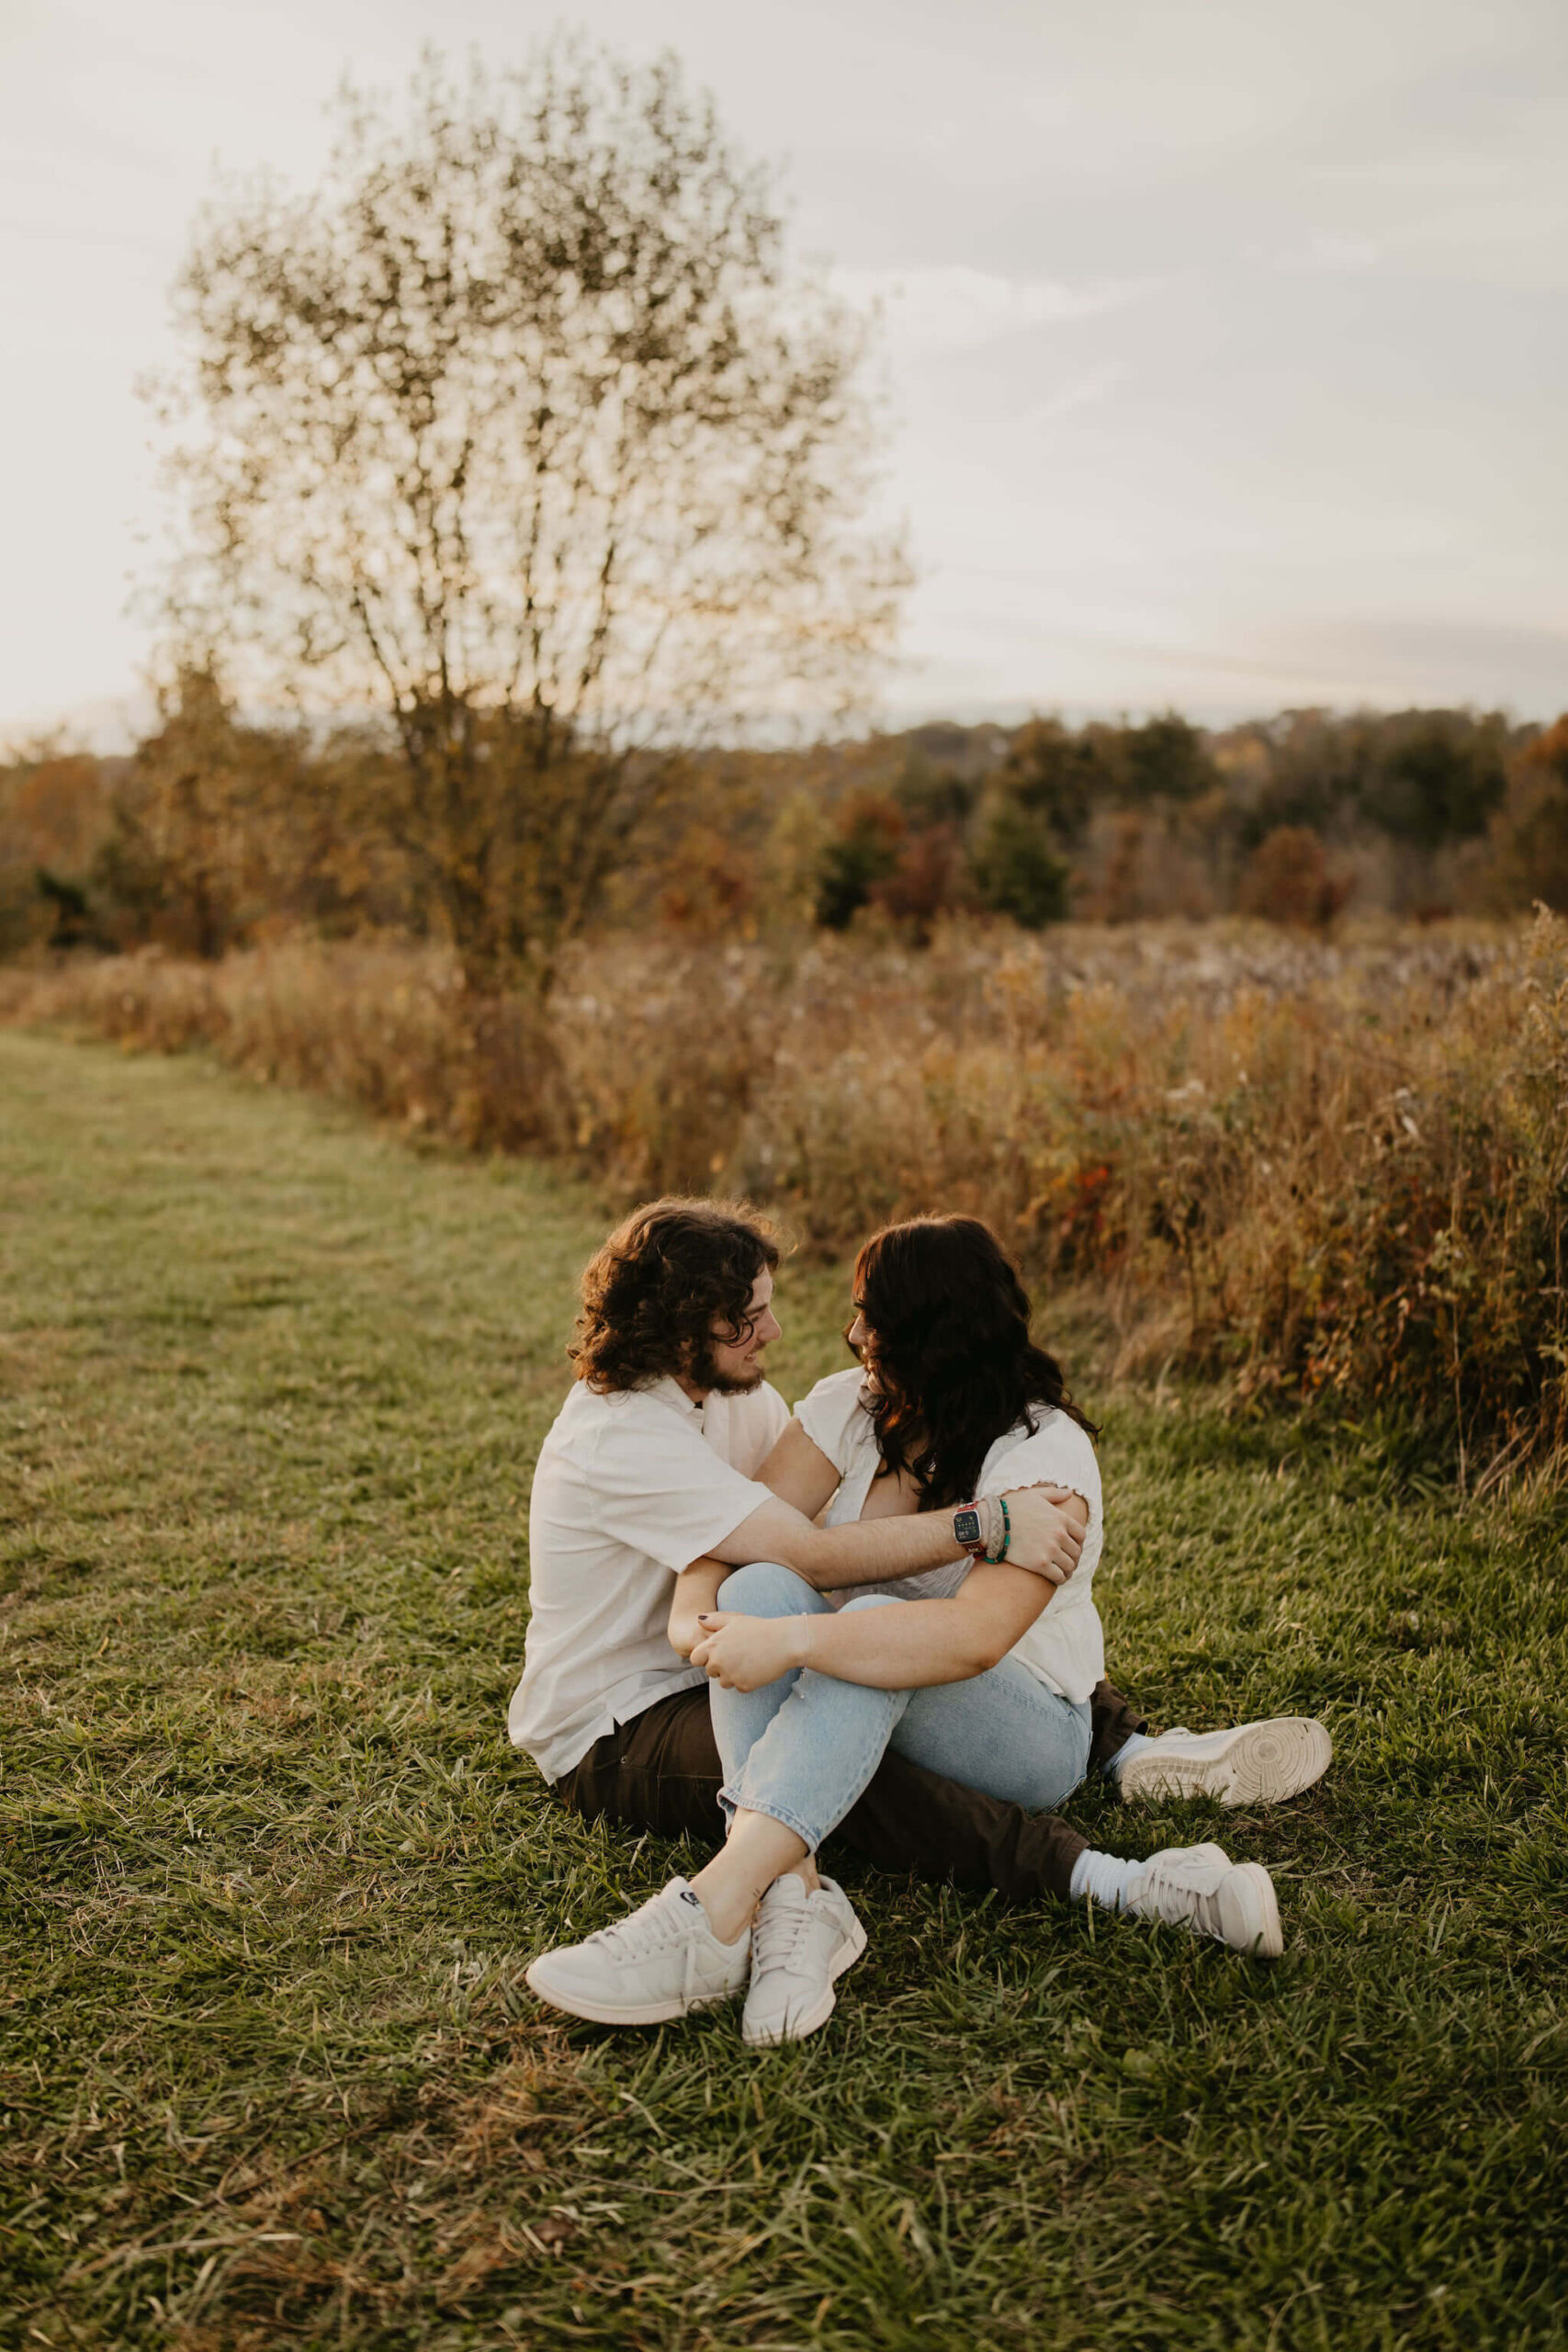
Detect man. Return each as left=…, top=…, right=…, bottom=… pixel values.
left=512, top=1199, right=1331, bottom=2041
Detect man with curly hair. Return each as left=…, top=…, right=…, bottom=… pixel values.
left=512, top=1198, right=1325, bottom=2039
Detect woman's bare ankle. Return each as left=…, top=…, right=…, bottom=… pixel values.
left=687, top=1863, right=763, bottom=1947
left=690, top=1809, right=812, bottom=1942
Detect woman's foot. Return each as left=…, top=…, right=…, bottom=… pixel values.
left=1123, top=1841, right=1283, bottom=1957
left=741, top=1874, right=867, bottom=2046
left=1113, top=1718, right=1332, bottom=1808
left=525, top=1879, right=750, bottom=2024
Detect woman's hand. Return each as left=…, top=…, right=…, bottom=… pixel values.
left=689, top=1611, right=806, bottom=1692
left=999, top=1485, right=1089, bottom=1585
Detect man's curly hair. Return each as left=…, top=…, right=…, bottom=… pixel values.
left=570, top=1197, right=781, bottom=1395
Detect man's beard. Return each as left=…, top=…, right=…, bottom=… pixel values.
left=688, top=1341, right=764, bottom=1396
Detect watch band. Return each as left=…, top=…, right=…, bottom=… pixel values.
left=952, top=1503, right=985, bottom=1556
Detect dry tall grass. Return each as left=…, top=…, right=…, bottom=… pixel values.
left=6, top=912, right=1564, bottom=1486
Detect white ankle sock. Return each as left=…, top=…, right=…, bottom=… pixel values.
left=1103, top=1730, right=1153, bottom=1780
left=1068, top=1849, right=1144, bottom=1911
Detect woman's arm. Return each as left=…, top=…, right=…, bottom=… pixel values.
left=692, top=1493, right=1089, bottom=1692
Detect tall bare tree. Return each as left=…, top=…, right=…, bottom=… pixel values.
left=152, top=42, right=904, bottom=987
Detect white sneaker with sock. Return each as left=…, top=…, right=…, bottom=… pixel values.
left=1124, top=1840, right=1284, bottom=1957
left=741, top=1874, right=867, bottom=2047
left=1115, top=1718, right=1332, bottom=1808
left=525, top=1878, right=750, bottom=2025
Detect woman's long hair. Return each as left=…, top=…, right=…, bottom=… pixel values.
left=851, top=1216, right=1099, bottom=1507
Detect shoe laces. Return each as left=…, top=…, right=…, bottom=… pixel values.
left=752, top=1888, right=815, bottom=1976
left=582, top=1892, right=691, bottom=1960
left=1136, top=1846, right=1226, bottom=1928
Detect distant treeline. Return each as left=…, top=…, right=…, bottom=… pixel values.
left=4, top=680, right=1565, bottom=964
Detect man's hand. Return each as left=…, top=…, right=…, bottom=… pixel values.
left=690, top=1611, right=804, bottom=1693
left=998, top=1485, right=1087, bottom=1586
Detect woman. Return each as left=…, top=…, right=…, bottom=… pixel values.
left=680, top=1213, right=1111, bottom=1815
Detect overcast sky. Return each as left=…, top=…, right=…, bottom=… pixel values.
left=2, top=0, right=1564, bottom=743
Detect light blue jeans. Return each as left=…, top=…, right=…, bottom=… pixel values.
left=711, top=1561, right=1092, bottom=1852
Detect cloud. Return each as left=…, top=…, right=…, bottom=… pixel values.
left=1275, top=232, right=1382, bottom=272
left=830, top=265, right=1132, bottom=356
left=893, top=606, right=1568, bottom=726
left=1019, top=363, right=1131, bottom=428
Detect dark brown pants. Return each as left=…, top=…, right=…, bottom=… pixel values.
left=552, top=1678, right=1147, bottom=1905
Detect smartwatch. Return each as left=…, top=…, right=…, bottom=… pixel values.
left=952, top=1504, right=985, bottom=1556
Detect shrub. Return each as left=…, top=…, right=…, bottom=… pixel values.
left=1238, top=826, right=1350, bottom=930
left=814, top=796, right=904, bottom=929
left=1483, top=717, right=1568, bottom=913
left=967, top=796, right=1069, bottom=927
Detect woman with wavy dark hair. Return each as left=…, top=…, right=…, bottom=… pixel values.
left=687, top=1215, right=1112, bottom=1792
left=847, top=1213, right=1101, bottom=1494
left=666, top=1214, right=1286, bottom=2032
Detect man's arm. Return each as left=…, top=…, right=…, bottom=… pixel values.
left=693, top=1496, right=1091, bottom=1693
left=668, top=1557, right=728, bottom=1658
left=668, top=1412, right=837, bottom=1654
left=707, top=1483, right=1082, bottom=1589
left=751, top=1419, right=842, bottom=1518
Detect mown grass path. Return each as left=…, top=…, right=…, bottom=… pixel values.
left=2, top=1029, right=1563, bottom=2351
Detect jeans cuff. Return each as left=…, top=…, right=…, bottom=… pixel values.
left=718, top=1781, right=824, bottom=1853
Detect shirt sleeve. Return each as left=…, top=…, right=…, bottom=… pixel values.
left=979, top=1414, right=1102, bottom=1521
left=587, top=1411, right=775, bottom=1574
left=792, top=1368, right=872, bottom=1476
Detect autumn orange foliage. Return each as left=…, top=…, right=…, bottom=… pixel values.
left=6, top=911, right=1563, bottom=1487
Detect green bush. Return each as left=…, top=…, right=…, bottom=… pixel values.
left=967, top=795, right=1070, bottom=927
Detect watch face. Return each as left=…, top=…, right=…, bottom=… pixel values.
left=953, top=1507, right=982, bottom=1546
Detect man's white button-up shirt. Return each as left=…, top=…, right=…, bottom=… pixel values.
left=510, top=1374, right=790, bottom=1783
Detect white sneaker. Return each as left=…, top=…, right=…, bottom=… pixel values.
left=1115, top=1718, right=1332, bottom=1808
left=525, top=1879, right=750, bottom=2025
left=1125, top=1841, right=1284, bottom=1958
left=741, top=1874, right=868, bottom=2047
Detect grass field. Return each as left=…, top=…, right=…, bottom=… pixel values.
left=2, top=1029, right=1565, bottom=2351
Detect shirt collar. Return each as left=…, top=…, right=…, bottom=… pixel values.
left=643, top=1374, right=706, bottom=1422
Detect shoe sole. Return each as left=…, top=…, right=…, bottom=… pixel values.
left=1218, top=1862, right=1284, bottom=1959
left=740, top=1916, right=869, bottom=2048
left=524, top=1957, right=742, bottom=2027
left=1117, top=1718, right=1332, bottom=1809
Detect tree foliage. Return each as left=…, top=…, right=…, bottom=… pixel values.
left=95, top=670, right=316, bottom=957
left=0, top=744, right=118, bottom=956
left=156, top=42, right=903, bottom=985
left=1237, top=824, right=1350, bottom=931
left=966, top=794, right=1070, bottom=928
left=1484, top=716, right=1568, bottom=914
left=1222, top=707, right=1513, bottom=849
left=814, top=794, right=904, bottom=930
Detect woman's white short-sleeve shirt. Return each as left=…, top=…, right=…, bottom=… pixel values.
left=793, top=1366, right=1105, bottom=1702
